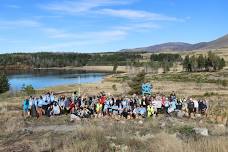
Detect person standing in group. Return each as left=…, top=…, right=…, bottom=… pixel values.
left=187, top=98, right=195, bottom=118
left=22, top=98, right=30, bottom=117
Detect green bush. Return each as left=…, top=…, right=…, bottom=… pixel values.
left=128, top=71, right=146, bottom=95
left=0, top=73, right=10, bottom=94
left=178, top=126, right=195, bottom=136
left=21, top=84, right=35, bottom=95
left=112, top=84, right=117, bottom=91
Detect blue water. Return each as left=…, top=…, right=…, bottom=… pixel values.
left=7, top=70, right=107, bottom=91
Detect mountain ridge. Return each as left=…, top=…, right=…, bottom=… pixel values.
left=120, top=34, right=228, bottom=52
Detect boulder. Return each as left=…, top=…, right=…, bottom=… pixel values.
left=193, top=128, right=208, bottom=136
left=70, top=114, right=81, bottom=122
left=176, top=111, right=184, bottom=118
left=138, top=120, right=143, bottom=125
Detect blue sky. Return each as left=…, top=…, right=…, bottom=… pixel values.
left=0, top=0, right=227, bottom=53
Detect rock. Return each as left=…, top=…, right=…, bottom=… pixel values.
left=193, top=128, right=208, bottom=136
left=176, top=111, right=184, bottom=118
left=70, top=114, right=81, bottom=122
left=23, top=128, right=33, bottom=134
left=138, top=120, right=143, bottom=125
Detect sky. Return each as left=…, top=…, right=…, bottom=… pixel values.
left=0, top=0, right=227, bottom=53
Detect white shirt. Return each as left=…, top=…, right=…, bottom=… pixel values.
left=156, top=100, right=162, bottom=109
left=193, top=100, right=199, bottom=108
left=53, top=105, right=60, bottom=115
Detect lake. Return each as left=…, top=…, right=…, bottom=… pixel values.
left=7, top=69, right=107, bottom=91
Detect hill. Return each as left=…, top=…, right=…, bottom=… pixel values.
left=121, top=34, right=228, bottom=52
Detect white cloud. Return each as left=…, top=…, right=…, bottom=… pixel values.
left=41, top=28, right=74, bottom=38
left=99, top=9, right=181, bottom=21
left=41, top=27, right=127, bottom=40
left=113, top=22, right=160, bottom=31
left=0, top=19, right=41, bottom=28
left=41, top=0, right=133, bottom=14
left=41, top=0, right=183, bottom=22
left=38, top=21, right=160, bottom=51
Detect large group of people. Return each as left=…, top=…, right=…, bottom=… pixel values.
left=22, top=91, right=209, bottom=119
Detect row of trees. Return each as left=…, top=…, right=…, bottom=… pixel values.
left=87, top=52, right=142, bottom=66
left=149, top=53, right=182, bottom=73
left=0, top=73, right=10, bottom=94
left=0, top=52, right=225, bottom=73
left=183, top=52, right=225, bottom=72
left=0, top=53, right=91, bottom=68
left=0, top=52, right=143, bottom=68
left=150, top=53, right=182, bottom=62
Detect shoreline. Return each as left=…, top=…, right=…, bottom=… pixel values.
left=34, top=66, right=128, bottom=73
left=1, top=65, right=128, bottom=74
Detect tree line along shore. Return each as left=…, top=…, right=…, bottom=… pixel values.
left=0, top=51, right=225, bottom=72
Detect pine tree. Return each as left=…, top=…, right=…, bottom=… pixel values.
left=128, top=70, right=146, bottom=95
left=0, top=73, right=10, bottom=94
left=113, top=63, right=118, bottom=74
left=183, top=55, right=192, bottom=72
left=197, top=54, right=205, bottom=71
left=219, top=58, right=226, bottom=70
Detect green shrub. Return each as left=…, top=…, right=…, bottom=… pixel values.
left=178, top=126, right=195, bottom=136
left=0, top=73, right=10, bottom=94
left=128, top=71, right=146, bottom=95
left=21, top=84, right=35, bottom=95
left=112, top=84, right=117, bottom=91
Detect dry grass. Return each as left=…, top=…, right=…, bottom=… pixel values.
left=1, top=118, right=227, bottom=152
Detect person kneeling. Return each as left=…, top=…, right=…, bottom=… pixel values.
left=51, top=102, right=61, bottom=116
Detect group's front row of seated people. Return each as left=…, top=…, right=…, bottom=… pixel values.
left=22, top=91, right=209, bottom=119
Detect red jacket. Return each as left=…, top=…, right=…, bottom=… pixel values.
left=99, top=96, right=106, bottom=105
